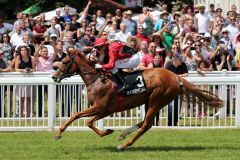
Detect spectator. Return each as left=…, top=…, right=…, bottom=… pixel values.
left=151, top=34, right=166, bottom=61
left=15, top=46, right=35, bottom=117
left=21, top=33, right=35, bottom=56
left=135, top=24, right=149, bottom=42
left=107, top=21, right=120, bottom=42
left=148, top=53, right=163, bottom=68
left=164, top=44, right=179, bottom=67
left=183, top=4, right=194, bottom=20
left=139, top=42, right=157, bottom=70
left=231, top=5, right=237, bottom=14
left=63, top=31, right=82, bottom=53
left=115, top=22, right=132, bottom=43
left=34, top=42, right=57, bottom=117
left=10, top=25, right=23, bottom=47
left=126, top=36, right=141, bottom=52
left=219, top=28, right=234, bottom=56
left=45, top=19, right=60, bottom=41
left=208, top=4, right=216, bottom=18
left=96, top=10, right=106, bottom=32
left=180, top=19, right=197, bottom=42
left=137, top=40, right=148, bottom=62
left=226, top=16, right=238, bottom=40
left=61, top=5, right=72, bottom=23
left=76, top=19, right=88, bottom=40
left=60, top=22, right=71, bottom=41
left=79, top=26, right=95, bottom=55
left=138, top=7, right=154, bottom=36
left=0, top=18, right=13, bottom=37
left=19, top=19, right=33, bottom=42
left=0, top=49, right=12, bottom=117
left=235, top=34, right=240, bottom=68
left=13, top=12, right=24, bottom=31
left=32, top=17, right=47, bottom=45
left=114, top=9, right=122, bottom=29
left=122, top=10, right=137, bottom=35
left=0, top=33, right=13, bottom=62
left=165, top=52, right=188, bottom=126
left=194, top=4, right=213, bottom=35
left=154, top=11, right=170, bottom=32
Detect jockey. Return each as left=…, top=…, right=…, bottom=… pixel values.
left=93, top=37, right=140, bottom=93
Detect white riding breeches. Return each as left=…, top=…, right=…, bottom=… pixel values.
left=112, top=54, right=140, bottom=74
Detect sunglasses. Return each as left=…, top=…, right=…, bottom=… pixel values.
left=86, top=29, right=92, bottom=32
left=186, top=43, right=192, bottom=45
left=216, top=10, right=222, bottom=12
left=222, top=32, right=228, bottom=34
left=174, top=41, right=180, bottom=44
left=172, top=47, right=177, bottom=49
left=230, top=19, right=235, bottom=21
left=195, top=44, right=201, bottom=47
left=138, top=28, right=144, bottom=30
left=0, top=53, right=4, bottom=56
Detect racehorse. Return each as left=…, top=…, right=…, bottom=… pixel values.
left=52, top=48, right=224, bottom=150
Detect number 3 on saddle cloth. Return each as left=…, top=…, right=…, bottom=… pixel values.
left=113, top=70, right=148, bottom=96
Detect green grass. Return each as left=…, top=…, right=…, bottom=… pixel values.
left=0, top=129, right=240, bottom=160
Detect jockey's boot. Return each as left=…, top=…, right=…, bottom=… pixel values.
left=114, top=70, right=131, bottom=93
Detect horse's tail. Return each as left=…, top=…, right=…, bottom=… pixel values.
left=178, top=77, right=224, bottom=108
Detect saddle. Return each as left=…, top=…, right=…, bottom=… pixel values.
left=114, top=70, right=148, bottom=96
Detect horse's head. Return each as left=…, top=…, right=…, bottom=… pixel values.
left=52, top=48, right=81, bottom=83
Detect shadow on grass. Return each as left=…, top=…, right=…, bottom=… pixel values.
left=99, top=145, right=238, bottom=152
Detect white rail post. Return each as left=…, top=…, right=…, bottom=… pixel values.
left=235, top=83, right=240, bottom=128
left=219, top=70, right=228, bottom=118
left=48, top=81, right=56, bottom=131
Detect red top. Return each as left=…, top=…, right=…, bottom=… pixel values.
left=102, top=42, right=131, bottom=70
left=32, top=24, right=47, bottom=44
left=135, top=33, right=149, bottom=42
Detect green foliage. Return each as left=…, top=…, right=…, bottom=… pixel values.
left=0, top=129, right=240, bottom=160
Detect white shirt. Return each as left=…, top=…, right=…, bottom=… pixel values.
left=114, top=31, right=132, bottom=43
left=226, top=23, right=239, bottom=40
left=10, top=32, right=23, bottom=47
left=195, top=12, right=213, bottom=33
left=96, top=17, right=106, bottom=31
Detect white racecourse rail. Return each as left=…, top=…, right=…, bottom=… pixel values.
left=0, top=70, right=240, bottom=132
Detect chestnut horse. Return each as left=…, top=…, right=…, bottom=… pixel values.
left=52, top=49, right=223, bottom=150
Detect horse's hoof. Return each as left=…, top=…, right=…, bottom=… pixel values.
left=55, top=135, right=62, bottom=141
left=106, top=129, right=114, bottom=134
left=118, top=135, right=126, bottom=141
left=117, top=145, right=125, bottom=151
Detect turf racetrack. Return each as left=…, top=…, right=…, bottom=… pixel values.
left=0, top=129, right=240, bottom=160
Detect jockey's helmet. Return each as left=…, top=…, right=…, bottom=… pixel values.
left=94, top=38, right=108, bottom=47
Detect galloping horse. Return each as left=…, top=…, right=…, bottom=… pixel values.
left=52, top=49, right=223, bottom=150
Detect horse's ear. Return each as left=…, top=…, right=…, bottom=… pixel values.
left=67, top=48, right=75, bottom=55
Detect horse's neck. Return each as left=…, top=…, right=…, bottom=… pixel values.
left=78, top=62, right=99, bottom=86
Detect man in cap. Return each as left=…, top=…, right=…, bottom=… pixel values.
left=220, top=28, right=234, bottom=56
left=165, top=52, right=188, bottom=126
left=93, top=37, right=140, bottom=93
left=154, top=11, right=170, bottom=32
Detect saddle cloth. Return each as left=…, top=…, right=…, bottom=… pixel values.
left=118, top=70, right=148, bottom=96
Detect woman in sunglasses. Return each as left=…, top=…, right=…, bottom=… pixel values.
left=93, top=37, right=140, bottom=93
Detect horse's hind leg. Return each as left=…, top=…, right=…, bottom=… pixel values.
left=55, top=106, right=98, bottom=140
left=87, top=114, right=114, bottom=137
left=117, top=107, right=156, bottom=150
left=118, top=121, right=144, bottom=141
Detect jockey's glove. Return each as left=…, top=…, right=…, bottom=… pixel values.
left=95, top=63, right=102, bottom=69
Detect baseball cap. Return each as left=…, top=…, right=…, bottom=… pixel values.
left=172, top=52, right=183, bottom=61
left=50, top=34, right=58, bottom=38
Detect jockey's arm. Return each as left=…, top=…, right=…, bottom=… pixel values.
left=102, top=50, right=117, bottom=70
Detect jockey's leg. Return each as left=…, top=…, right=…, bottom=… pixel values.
left=112, top=54, right=140, bottom=93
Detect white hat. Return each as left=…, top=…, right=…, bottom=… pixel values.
left=50, top=34, right=58, bottom=38
left=204, top=32, right=211, bottom=38
left=221, top=28, right=229, bottom=33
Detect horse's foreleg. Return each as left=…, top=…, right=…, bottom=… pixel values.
left=55, top=107, right=97, bottom=140
left=87, top=114, right=114, bottom=137
left=118, top=121, right=144, bottom=141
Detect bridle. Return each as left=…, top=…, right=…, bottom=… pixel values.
left=58, top=53, right=106, bottom=86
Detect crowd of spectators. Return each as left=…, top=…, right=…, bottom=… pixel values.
left=0, top=0, right=240, bottom=118
left=0, top=1, right=240, bottom=74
